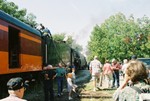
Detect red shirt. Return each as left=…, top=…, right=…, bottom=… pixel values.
left=112, top=63, right=121, bottom=70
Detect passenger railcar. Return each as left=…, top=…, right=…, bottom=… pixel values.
left=0, top=10, right=42, bottom=75
left=0, top=10, right=43, bottom=98
left=0, top=10, right=87, bottom=98
left=0, top=10, right=87, bottom=75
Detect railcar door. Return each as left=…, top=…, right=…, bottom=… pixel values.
left=8, top=26, right=20, bottom=68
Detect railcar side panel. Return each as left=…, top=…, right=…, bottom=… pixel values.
left=20, top=54, right=42, bottom=71
left=0, top=52, right=8, bottom=74
left=0, top=21, right=8, bottom=52
left=0, top=19, right=9, bottom=74
left=0, top=12, right=42, bottom=75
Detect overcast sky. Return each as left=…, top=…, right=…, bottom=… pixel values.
left=7, top=0, right=150, bottom=52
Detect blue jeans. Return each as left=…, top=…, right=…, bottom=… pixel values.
left=112, top=70, right=120, bottom=87
left=57, top=77, right=64, bottom=95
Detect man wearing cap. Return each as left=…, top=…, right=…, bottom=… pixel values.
left=0, top=77, right=27, bottom=101
left=89, top=56, right=102, bottom=91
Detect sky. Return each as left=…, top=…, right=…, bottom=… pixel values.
left=7, top=0, right=150, bottom=53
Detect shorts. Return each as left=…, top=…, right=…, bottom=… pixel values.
left=92, top=72, right=100, bottom=79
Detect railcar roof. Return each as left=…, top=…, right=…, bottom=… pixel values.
left=0, top=10, right=41, bottom=36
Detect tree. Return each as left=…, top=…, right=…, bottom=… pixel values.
left=52, top=33, right=83, bottom=52
left=88, top=12, right=150, bottom=62
left=0, top=0, right=38, bottom=27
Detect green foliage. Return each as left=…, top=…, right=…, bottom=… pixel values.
left=53, top=33, right=83, bottom=52
left=0, top=0, right=37, bottom=27
left=88, top=12, right=150, bottom=62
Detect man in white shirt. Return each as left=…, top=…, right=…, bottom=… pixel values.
left=0, top=77, right=28, bottom=101
left=89, top=56, right=102, bottom=91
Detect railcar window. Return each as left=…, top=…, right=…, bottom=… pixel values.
left=8, top=26, right=20, bottom=68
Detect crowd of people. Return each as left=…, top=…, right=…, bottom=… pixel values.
left=89, top=55, right=150, bottom=101
left=41, top=62, right=77, bottom=101
left=89, top=56, right=122, bottom=91
left=1, top=55, right=150, bottom=101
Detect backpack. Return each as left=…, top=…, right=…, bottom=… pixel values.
left=130, top=86, right=150, bottom=101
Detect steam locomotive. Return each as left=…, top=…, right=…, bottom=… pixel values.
left=0, top=10, right=87, bottom=98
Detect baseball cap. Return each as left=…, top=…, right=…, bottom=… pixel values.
left=7, top=77, right=28, bottom=90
